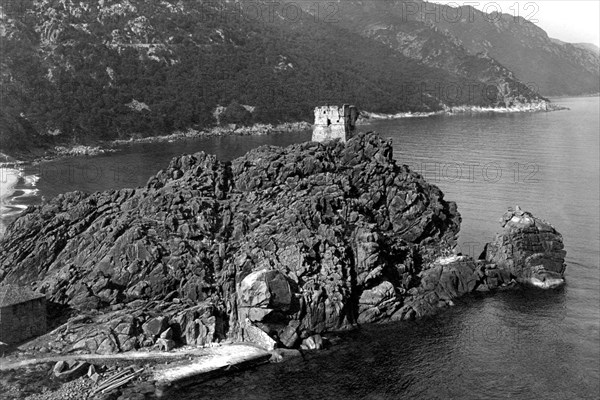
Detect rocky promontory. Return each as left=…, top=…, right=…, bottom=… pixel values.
left=0, top=132, right=566, bottom=356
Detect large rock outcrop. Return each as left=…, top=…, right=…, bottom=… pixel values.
left=0, top=133, right=463, bottom=350
left=0, top=133, right=566, bottom=353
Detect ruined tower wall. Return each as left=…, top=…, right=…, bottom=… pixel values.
left=312, top=105, right=357, bottom=143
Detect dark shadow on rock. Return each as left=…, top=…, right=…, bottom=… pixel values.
left=46, top=300, right=75, bottom=331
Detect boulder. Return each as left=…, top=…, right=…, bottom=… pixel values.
left=482, top=207, right=566, bottom=288
left=142, top=316, right=169, bottom=339
left=238, top=269, right=293, bottom=311
left=87, top=365, right=100, bottom=383
left=160, top=327, right=173, bottom=340
left=279, top=321, right=300, bottom=348
left=242, top=323, right=277, bottom=350
left=156, top=338, right=175, bottom=351
left=53, top=360, right=67, bottom=375
left=171, top=303, right=223, bottom=346
left=359, top=281, right=395, bottom=306
left=54, top=361, right=90, bottom=381
left=300, top=334, right=324, bottom=350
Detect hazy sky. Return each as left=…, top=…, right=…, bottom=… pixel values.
left=429, top=1, right=600, bottom=47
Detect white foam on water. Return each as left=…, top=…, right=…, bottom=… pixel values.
left=24, top=174, right=40, bottom=186
left=0, top=204, right=27, bottom=215
left=529, top=276, right=565, bottom=289
left=0, top=167, right=21, bottom=205
left=0, top=168, right=41, bottom=238
left=13, top=188, right=40, bottom=199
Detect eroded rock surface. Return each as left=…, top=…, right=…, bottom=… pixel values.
left=0, top=134, right=566, bottom=353
left=481, top=207, right=566, bottom=289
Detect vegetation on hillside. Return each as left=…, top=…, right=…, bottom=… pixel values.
left=0, top=0, right=548, bottom=154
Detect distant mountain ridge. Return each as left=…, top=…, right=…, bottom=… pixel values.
left=0, top=0, right=594, bottom=155
left=316, top=0, right=599, bottom=96
left=403, top=0, right=599, bottom=96
left=572, top=43, right=600, bottom=54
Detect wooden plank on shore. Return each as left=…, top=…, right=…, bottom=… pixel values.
left=97, top=367, right=133, bottom=387
left=153, top=344, right=271, bottom=386
left=90, top=368, right=145, bottom=396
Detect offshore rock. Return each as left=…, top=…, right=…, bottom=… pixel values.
left=481, top=206, right=566, bottom=289
left=0, top=132, right=478, bottom=352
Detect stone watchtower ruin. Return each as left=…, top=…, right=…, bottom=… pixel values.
left=312, top=104, right=359, bottom=143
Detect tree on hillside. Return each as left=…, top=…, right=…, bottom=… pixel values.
left=220, top=101, right=253, bottom=126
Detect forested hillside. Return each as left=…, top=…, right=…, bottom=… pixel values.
left=0, top=0, right=547, bottom=154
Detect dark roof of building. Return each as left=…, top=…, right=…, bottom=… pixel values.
left=0, top=284, right=45, bottom=307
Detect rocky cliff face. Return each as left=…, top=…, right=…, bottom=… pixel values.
left=0, top=134, right=566, bottom=354
left=0, top=133, right=463, bottom=352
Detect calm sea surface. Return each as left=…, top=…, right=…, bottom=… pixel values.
left=2, top=97, right=599, bottom=399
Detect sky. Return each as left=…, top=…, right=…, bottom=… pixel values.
left=429, top=0, right=600, bottom=47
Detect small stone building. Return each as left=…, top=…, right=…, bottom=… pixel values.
left=312, top=104, right=359, bottom=143
left=0, top=284, right=47, bottom=345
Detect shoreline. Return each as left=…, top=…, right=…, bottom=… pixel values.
left=110, top=121, right=312, bottom=146
left=0, top=168, right=39, bottom=227
left=360, top=101, right=568, bottom=121
left=0, top=168, right=19, bottom=206
left=0, top=102, right=569, bottom=235
left=0, top=343, right=273, bottom=400
left=0, top=101, right=569, bottom=167
left=0, top=168, right=21, bottom=237
left=0, top=121, right=313, bottom=168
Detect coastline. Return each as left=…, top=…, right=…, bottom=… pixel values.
left=360, top=100, right=568, bottom=121
left=0, top=101, right=569, bottom=167
left=0, top=102, right=568, bottom=235
left=0, top=168, right=21, bottom=237
left=359, top=110, right=442, bottom=120
left=0, top=121, right=313, bottom=168
left=548, top=92, right=600, bottom=100
left=0, top=343, right=273, bottom=400
left=0, top=168, right=19, bottom=205
left=0, top=120, right=312, bottom=235
left=110, top=121, right=312, bottom=146
left=442, top=101, right=568, bottom=114
left=0, top=168, right=39, bottom=237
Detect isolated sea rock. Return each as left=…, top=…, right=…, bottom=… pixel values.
left=481, top=206, right=566, bottom=289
